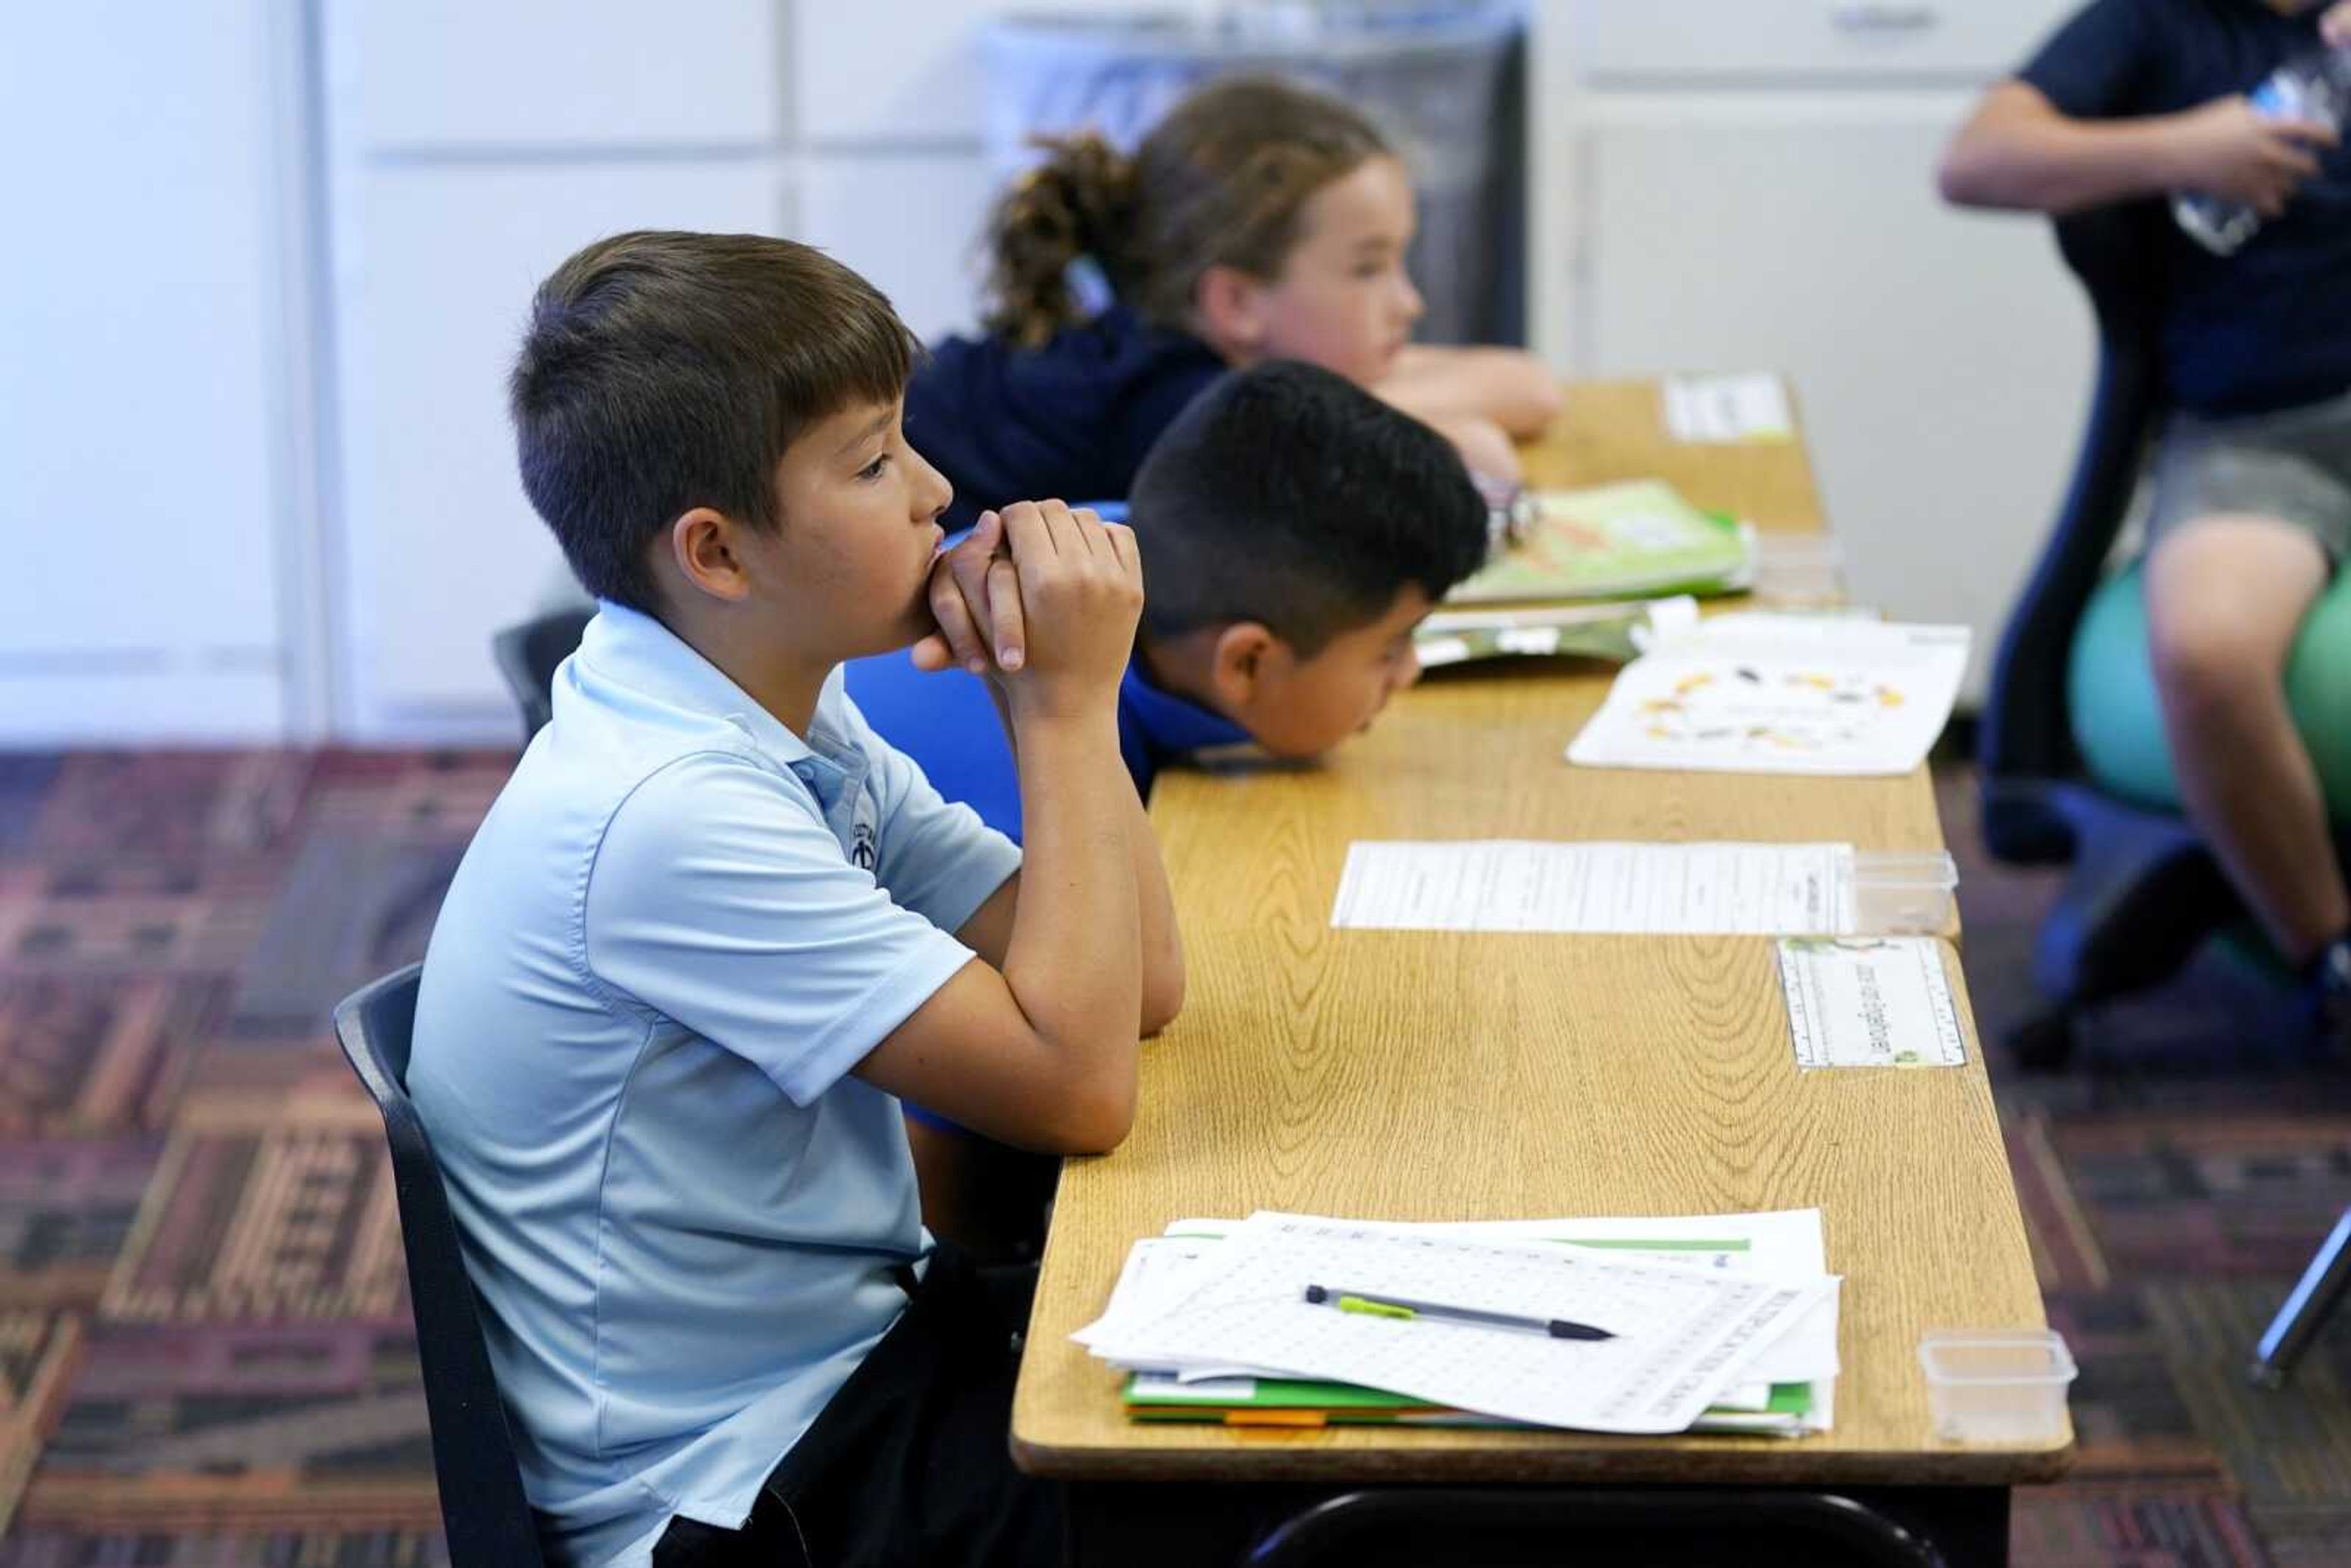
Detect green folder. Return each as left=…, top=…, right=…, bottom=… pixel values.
left=1125, top=1373, right=1816, bottom=1428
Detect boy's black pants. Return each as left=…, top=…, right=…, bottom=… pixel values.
left=651, top=1242, right=1063, bottom=1567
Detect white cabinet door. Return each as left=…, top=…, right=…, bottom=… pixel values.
left=0, top=2, right=291, bottom=740
left=792, top=0, right=1143, bottom=146
left=1559, top=0, right=2063, bottom=83
left=332, top=164, right=786, bottom=738
left=1576, top=94, right=2094, bottom=700
left=345, top=0, right=780, bottom=149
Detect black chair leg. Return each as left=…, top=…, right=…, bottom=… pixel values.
left=2251, top=1207, right=2351, bottom=1389
left=2006, top=1007, right=2078, bottom=1073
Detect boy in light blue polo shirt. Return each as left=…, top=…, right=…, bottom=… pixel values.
left=407, top=231, right=1182, bottom=1568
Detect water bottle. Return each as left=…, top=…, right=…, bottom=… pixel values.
left=2173, top=42, right=2351, bottom=257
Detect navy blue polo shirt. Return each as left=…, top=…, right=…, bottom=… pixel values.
left=2018, top=0, right=2351, bottom=415
left=902, top=307, right=1227, bottom=532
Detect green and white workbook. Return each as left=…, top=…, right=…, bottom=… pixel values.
left=1450, top=479, right=1753, bottom=604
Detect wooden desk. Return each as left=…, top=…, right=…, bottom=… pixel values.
left=1013, top=381, right=2062, bottom=1565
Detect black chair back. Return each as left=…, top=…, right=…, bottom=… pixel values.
left=492, top=607, right=594, bottom=741
left=1979, top=200, right=2169, bottom=861
left=333, top=965, right=549, bottom=1568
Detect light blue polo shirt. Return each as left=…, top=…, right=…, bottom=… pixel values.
left=408, top=601, right=1020, bottom=1568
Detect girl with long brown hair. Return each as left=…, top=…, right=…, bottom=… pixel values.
left=904, top=75, right=1559, bottom=530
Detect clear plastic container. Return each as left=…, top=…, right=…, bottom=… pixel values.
left=1748, top=533, right=1848, bottom=609
left=1919, top=1330, right=2076, bottom=1444
left=1851, top=850, right=1959, bottom=935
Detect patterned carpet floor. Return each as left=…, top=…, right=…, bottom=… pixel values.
left=0, top=746, right=2347, bottom=1566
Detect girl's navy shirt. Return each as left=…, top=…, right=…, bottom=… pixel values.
left=903, top=306, right=1227, bottom=528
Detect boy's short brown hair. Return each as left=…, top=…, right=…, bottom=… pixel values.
left=511, top=231, right=920, bottom=613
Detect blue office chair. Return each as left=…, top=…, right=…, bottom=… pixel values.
left=492, top=607, right=594, bottom=742
left=1978, top=201, right=2293, bottom=1069
left=333, top=965, right=548, bottom=1568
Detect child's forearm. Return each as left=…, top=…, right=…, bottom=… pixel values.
left=1940, top=83, right=2188, bottom=213
left=1379, top=347, right=1563, bottom=436
left=1127, top=785, right=1185, bottom=1035
left=1002, top=709, right=1144, bottom=1113
left=984, top=676, right=1181, bottom=1033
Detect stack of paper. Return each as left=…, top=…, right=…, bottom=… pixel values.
left=1449, top=481, right=1754, bottom=604
left=1566, top=613, right=1971, bottom=778
left=1078, top=1210, right=1841, bottom=1437
left=1412, top=596, right=1700, bottom=670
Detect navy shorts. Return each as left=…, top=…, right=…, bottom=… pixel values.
left=650, top=1244, right=1061, bottom=1567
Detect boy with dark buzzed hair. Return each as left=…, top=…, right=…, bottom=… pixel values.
left=1110, top=357, right=1494, bottom=771
left=408, top=229, right=1182, bottom=1567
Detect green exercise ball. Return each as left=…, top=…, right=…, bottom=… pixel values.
left=2066, top=560, right=2351, bottom=821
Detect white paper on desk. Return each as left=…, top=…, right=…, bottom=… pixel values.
left=1070, top=1236, right=1218, bottom=1349
left=1097, top=1212, right=1834, bottom=1434
left=1329, top=840, right=1856, bottom=936
left=1663, top=373, right=1794, bottom=444
left=1073, top=1237, right=1263, bottom=1382
left=1778, top=937, right=1967, bottom=1070
left=1153, top=1210, right=1840, bottom=1385
left=1567, top=615, right=1970, bottom=778
left=1419, top=1210, right=1839, bottom=1386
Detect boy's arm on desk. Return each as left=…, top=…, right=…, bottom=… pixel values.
left=954, top=771, right=1185, bottom=1038
left=855, top=503, right=1157, bottom=1154
left=922, top=515, right=1184, bottom=1037
left=859, top=504, right=1180, bottom=1154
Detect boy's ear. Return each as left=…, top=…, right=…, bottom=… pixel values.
left=1208, top=621, right=1284, bottom=710
left=666, top=507, right=756, bottom=603
left=1193, top=264, right=1270, bottom=361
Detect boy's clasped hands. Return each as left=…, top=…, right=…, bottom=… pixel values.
left=910, top=501, right=1142, bottom=719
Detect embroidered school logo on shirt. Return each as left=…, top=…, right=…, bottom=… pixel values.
left=850, top=788, right=880, bottom=871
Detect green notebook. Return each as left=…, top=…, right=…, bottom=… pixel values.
left=1450, top=479, right=1753, bottom=604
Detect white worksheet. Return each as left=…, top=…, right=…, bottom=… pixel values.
left=1567, top=615, right=1971, bottom=778
left=1778, top=937, right=1968, bottom=1069
left=1142, top=1210, right=1840, bottom=1387
left=1663, top=372, right=1794, bottom=443
left=1070, top=1235, right=1223, bottom=1351
left=1092, top=1213, right=1834, bottom=1434
left=1329, top=840, right=1856, bottom=935
left=1419, top=1210, right=1840, bottom=1387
